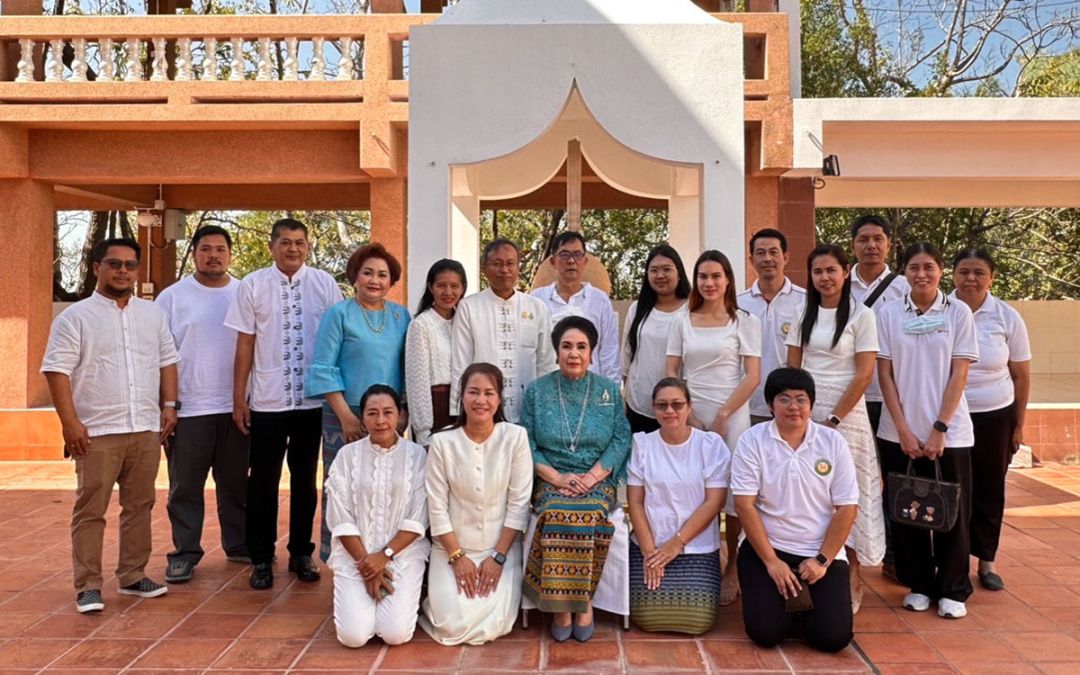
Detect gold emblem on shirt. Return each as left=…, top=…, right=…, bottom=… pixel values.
left=781, top=322, right=792, bottom=335
left=814, top=459, right=832, bottom=476
left=522, top=311, right=534, bottom=321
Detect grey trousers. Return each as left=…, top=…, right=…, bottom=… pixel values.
left=165, top=413, right=250, bottom=565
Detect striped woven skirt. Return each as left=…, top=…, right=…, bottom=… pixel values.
left=319, top=403, right=362, bottom=563
left=629, top=541, right=722, bottom=635
left=522, top=481, right=616, bottom=614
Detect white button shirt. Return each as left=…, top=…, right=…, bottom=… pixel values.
left=224, top=264, right=343, bottom=412
left=850, top=265, right=910, bottom=403
left=531, top=282, right=621, bottom=382
left=731, top=421, right=860, bottom=559
left=425, top=423, right=534, bottom=553
left=737, top=278, right=806, bottom=417
left=950, top=292, right=1031, bottom=413
left=41, top=292, right=180, bottom=437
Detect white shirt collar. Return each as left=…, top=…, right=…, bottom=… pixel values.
left=903, top=289, right=949, bottom=314
left=547, top=281, right=590, bottom=304
left=851, top=264, right=894, bottom=289
left=274, top=263, right=308, bottom=283
left=483, top=287, right=520, bottom=305
left=948, top=290, right=996, bottom=315
left=91, top=290, right=133, bottom=310
left=766, top=418, right=819, bottom=452
left=750, top=277, right=794, bottom=298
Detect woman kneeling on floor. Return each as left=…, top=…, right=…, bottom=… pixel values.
left=324, top=384, right=429, bottom=648
left=731, top=367, right=859, bottom=653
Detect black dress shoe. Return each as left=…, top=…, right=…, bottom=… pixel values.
left=288, top=555, right=321, bottom=582
left=249, top=562, right=274, bottom=590
left=979, top=570, right=1005, bottom=591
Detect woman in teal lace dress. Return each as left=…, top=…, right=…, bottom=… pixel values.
left=520, top=316, right=632, bottom=643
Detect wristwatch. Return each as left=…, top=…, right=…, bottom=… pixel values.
left=491, top=551, right=507, bottom=566
left=827, top=414, right=842, bottom=427
left=383, top=546, right=395, bottom=560
left=933, top=420, right=949, bottom=433
left=164, top=400, right=182, bottom=411
left=814, top=553, right=829, bottom=567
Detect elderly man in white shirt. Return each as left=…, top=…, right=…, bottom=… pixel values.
left=732, top=367, right=859, bottom=653
left=531, top=231, right=620, bottom=382
left=42, top=238, right=181, bottom=614
left=737, top=228, right=806, bottom=426
left=225, top=218, right=344, bottom=590
left=451, top=239, right=556, bottom=423
left=156, top=226, right=250, bottom=585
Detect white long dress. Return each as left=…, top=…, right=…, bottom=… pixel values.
left=324, top=436, right=430, bottom=647
left=786, top=302, right=886, bottom=566
left=420, top=423, right=534, bottom=646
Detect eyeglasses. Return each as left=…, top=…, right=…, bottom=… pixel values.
left=556, top=251, right=586, bottom=262
left=653, top=401, right=688, bottom=412
left=775, top=395, right=812, bottom=407
left=102, top=259, right=139, bottom=271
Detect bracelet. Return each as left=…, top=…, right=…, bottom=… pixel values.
left=675, top=531, right=687, bottom=546
left=447, top=548, right=465, bottom=564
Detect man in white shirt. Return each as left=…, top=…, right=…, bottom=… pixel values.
left=731, top=367, right=859, bottom=653
left=225, top=218, right=344, bottom=590
left=157, top=226, right=249, bottom=584
left=737, top=228, right=806, bottom=425
left=451, top=239, right=556, bottom=423
left=42, top=238, right=180, bottom=613
left=847, top=214, right=909, bottom=577
left=531, top=231, right=620, bottom=382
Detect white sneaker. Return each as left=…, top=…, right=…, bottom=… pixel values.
left=902, top=592, right=931, bottom=612
left=938, top=597, right=967, bottom=619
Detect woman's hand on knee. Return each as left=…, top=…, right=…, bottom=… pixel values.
left=476, top=557, right=502, bottom=597
left=451, top=556, right=479, bottom=599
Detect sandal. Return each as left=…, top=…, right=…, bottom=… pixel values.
left=719, top=575, right=740, bottom=606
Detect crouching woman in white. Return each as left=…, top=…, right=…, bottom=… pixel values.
left=420, top=363, right=534, bottom=646
left=732, top=368, right=859, bottom=653
left=324, top=384, right=429, bottom=648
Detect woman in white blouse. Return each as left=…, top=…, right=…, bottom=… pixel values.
left=405, top=259, right=466, bottom=446
left=420, top=363, right=533, bottom=645
left=626, top=377, right=729, bottom=635
left=951, top=248, right=1031, bottom=592
left=666, top=249, right=761, bottom=606
left=323, top=385, right=429, bottom=648
left=786, top=244, right=883, bottom=613
left=621, top=244, right=691, bottom=433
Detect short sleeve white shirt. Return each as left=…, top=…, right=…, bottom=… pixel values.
left=41, top=293, right=181, bottom=437
left=627, top=428, right=730, bottom=553
left=224, top=264, right=344, bottom=412
left=737, top=279, right=806, bottom=417
left=666, top=310, right=762, bottom=418
left=531, top=282, right=621, bottom=382
left=730, top=421, right=859, bottom=559
left=786, top=301, right=879, bottom=387
left=876, top=292, right=979, bottom=447
left=949, top=292, right=1031, bottom=413
left=621, top=301, right=687, bottom=418
left=155, top=275, right=239, bottom=418
left=850, top=265, right=910, bottom=402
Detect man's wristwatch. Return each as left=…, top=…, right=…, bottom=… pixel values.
left=491, top=551, right=507, bottom=566
left=164, top=401, right=182, bottom=411
left=827, top=414, right=842, bottom=427
left=814, top=553, right=829, bottom=567
left=383, top=546, right=395, bottom=560
left=933, top=419, right=949, bottom=433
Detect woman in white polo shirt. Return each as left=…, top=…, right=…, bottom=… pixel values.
left=877, top=242, right=979, bottom=620
left=951, top=248, right=1031, bottom=592
left=731, top=367, right=859, bottom=653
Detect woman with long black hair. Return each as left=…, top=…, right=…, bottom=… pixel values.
left=620, top=244, right=691, bottom=433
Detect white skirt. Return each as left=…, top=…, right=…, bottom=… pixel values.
left=814, top=381, right=886, bottom=566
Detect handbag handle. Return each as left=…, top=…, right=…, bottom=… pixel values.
left=904, top=458, right=944, bottom=482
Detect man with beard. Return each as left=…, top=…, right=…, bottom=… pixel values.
left=43, top=238, right=180, bottom=613
left=156, top=225, right=250, bottom=583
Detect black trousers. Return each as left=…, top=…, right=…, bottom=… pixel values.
left=867, top=401, right=895, bottom=564
left=969, top=404, right=1017, bottom=561
left=246, top=408, right=323, bottom=565
left=165, top=413, right=250, bottom=564
left=879, top=439, right=973, bottom=602
left=626, top=406, right=660, bottom=434
left=737, top=542, right=852, bottom=653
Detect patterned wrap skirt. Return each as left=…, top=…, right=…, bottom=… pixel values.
left=629, top=541, right=722, bottom=635
left=319, top=403, right=362, bottom=563
left=523, top=481, right=616, bottom=614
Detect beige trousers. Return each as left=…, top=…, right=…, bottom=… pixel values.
left=72, top=431, right=160, bottom=592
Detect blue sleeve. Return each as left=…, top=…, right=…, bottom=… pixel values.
left=304, top=302, right=347, bottom=399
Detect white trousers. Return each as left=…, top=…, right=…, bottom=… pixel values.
left=332, top=553, right=426, bottom=648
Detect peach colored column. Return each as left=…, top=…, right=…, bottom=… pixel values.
left=0, top=179, right=55, bottom=408
left=744, top=175, right=815, bottom=288
left=370, top=177, right=408, bottom=304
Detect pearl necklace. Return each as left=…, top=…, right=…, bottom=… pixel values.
left=359, top=301, right=387, bottom=334
left=557, top=373, right=591, bottom=453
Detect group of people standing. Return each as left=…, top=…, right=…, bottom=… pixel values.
left=42, top=212, right=1029, bottom=655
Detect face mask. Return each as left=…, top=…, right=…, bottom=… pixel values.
left=903, top=314, right=947, bottom=335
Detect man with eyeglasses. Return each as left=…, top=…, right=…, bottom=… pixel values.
left=225, top=218, right=343, bottom=590
left=531, top=231, right=620, bottom=382
left=42, top=238, right=181, bottom=613
left=451, top=238, right=555, bottom=422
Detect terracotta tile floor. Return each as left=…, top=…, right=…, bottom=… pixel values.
left=5, top=463, right=1080, bottom=673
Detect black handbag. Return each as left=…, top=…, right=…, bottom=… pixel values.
left=887, top=459, right=961, bottom=532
